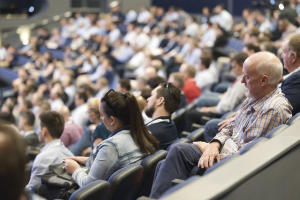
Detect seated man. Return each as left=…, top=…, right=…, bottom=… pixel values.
left=188, top=52, right=248, bottom=125
left=281, top=33, right=300, bottom=115
left=145, top=82, right=181, bottom=149
left=26, top=111, right=73, bottom=190
left=150, top=52, right=292, bottom=198
left=18, top=110, right=40, bottom=148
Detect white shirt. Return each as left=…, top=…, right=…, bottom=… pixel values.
left=71, top=103, right=89, bottom=127
left=216, top=76, right=247, bottom=114
left=26, top=139, right=73, bottom=190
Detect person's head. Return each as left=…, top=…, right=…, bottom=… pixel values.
left=58, top=105, right=70, bottom=122
left=241, top=52, right=283, bottom=99
left=168, top=72, right=185, bottom=90
left=231, top=52, right=248, bottom=76
left=19, top=110, right=35, bottom=131
left=146, top=76, right=166, bottom=89
left=199, top=53, right=212, bottom=70
left=97, top=77, right=109, bottom=90
left=88, top=98, right=101, bottom=124
left=100, top=90, right=159, bottom=154
left=75, top=91, right=88, bottom=106
left=145, top=82, right=181, bottom=118
left=117, top=79, right=131, bottom=93
left=38, top=111, right=65, bottom=143
left=281, top=34, right=300, bottom=73
left=0, top=112, right=15, bottom=124
left=0, top=122, right=26, bottom=200
left=243, top=43, right=261, bottom=55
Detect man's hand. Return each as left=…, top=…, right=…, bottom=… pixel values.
left=198, top=142, right=221, bottom=169
left=64, top=158, right=81, bottom=174
left=200, top=107, right=216, bottom=113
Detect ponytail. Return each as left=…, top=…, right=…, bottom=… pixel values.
left=124, top=93, right=159, bottom=154
left=102, top=90, right=159, bottom=154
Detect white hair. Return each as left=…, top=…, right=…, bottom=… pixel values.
left=256, top=57, right=283, bottom=85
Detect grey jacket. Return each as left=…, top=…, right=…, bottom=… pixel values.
left=72, top=129, right=143, bottom=187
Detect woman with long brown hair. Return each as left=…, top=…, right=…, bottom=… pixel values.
left=64, top=90, right=159, bottom=187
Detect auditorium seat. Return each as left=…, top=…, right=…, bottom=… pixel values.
left=108, top=164, right=144, bottom=200
left=186, top=127, right=205, bottom=142
left=136, top=150, right=168, bottom=198
left=69, top=180, right=110, bottom=200
left=160, top=176, right=199, bottom=198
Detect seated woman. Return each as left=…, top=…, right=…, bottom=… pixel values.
left=68, top=98, right=111, bottom=156
left=64, top=90, right=159, bottom=187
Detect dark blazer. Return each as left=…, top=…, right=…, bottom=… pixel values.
left=281, top=69, right=300, bottom=115
left=24, top=132, right=40, bottom=147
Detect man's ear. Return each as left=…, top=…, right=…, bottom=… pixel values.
left=290, top=51, right=297, bottom=64
left=156, top=96, right=165, bottom=107
left=42, top=126, right=48, bottom=137
left=261, top=74, right=269, bottom=86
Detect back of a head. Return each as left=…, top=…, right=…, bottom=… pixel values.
left=101, top=90, right=159, bottom=154
left=88, top=97, right=101, bottom=115
left=147, top=76, right=166, bottom=89
left=0, top=122, right=26, bottom=200
left=231, top=52, right=248, bottom=67
left=200, top=53, right=212, bottom=69
left=288, top=34, right=300, bottom=60
left=0, top=112, right=16, bottom=124
left=20, top=110, right=35, bottom=127
left=170, top=72, right=184, bottom=88
left=185, top=65, right=196, bottom=78
left=39, top=111, right=65, bottom=138
left=251, top=52, right=283, bottom=86
left=156, top=82, right=181, bottom=114
left=118, top=79, right=131, bottom=92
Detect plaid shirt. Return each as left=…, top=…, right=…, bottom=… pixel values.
left=213, top=88, right=292, bottom=158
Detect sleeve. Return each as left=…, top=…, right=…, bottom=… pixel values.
left=216, top=82, right=246, bottom=114
left=26, top=155, right=49, bottom=190
left=72, top=142, right=119, bottom=187
left=212, top=117, right=235, bottom=146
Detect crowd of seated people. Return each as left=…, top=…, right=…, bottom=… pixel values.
left=1, top=1, right=300, bottom=199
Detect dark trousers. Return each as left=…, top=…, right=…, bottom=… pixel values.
left=150, top=143, right=204, bottom=198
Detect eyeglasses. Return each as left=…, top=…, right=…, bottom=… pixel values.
left=164, top=82, right=169, bottom=102
left=102, top=89, right=117, bottom=116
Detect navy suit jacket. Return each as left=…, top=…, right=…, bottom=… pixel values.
left=281, top=69, right=300, bottom=115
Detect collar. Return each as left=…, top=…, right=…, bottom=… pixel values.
left=23, top=130, right=35, bottom=137
left=248, top=87, right=279, bottom=112
left=146, top=116, right=171, bottom=126
left=41, top=139, right=62, bottom=152
left=283, top=67, right=300, bottom=80
left=108, top=125, right=130, bottom=138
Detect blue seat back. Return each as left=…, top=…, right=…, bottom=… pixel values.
left=69, top=180, right=110, bottom=200
left=108, top=164, right=144, bottom=200
left=137, top=150, right=168, bottom=197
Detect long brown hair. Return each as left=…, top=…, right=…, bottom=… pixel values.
left=101, top=90, right=159, bottom=154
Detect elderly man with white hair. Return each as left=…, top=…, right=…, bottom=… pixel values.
left=150, top=52, right=293, bottom=198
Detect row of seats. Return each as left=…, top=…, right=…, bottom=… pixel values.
left=69, top=149, right=168, bottom=200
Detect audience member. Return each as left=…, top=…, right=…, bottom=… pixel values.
left=64, top=90, right=159, bottom=187
left=281, top=34, right=300, bottom=115
left=150, top=52, right=292, bottom=198
left=26, top=111, right=73, bottom=190
left=145, top=82, right=181, bottom=149
left=0, top=122, right=44, bottom=200
left=59, top=105, right=84, bottom=147
left=18, top=111, right=40, bottom=148
left=71, top=91, right=89, bottom=127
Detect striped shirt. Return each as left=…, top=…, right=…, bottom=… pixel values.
left=213, top=88, right=292, bottom=158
